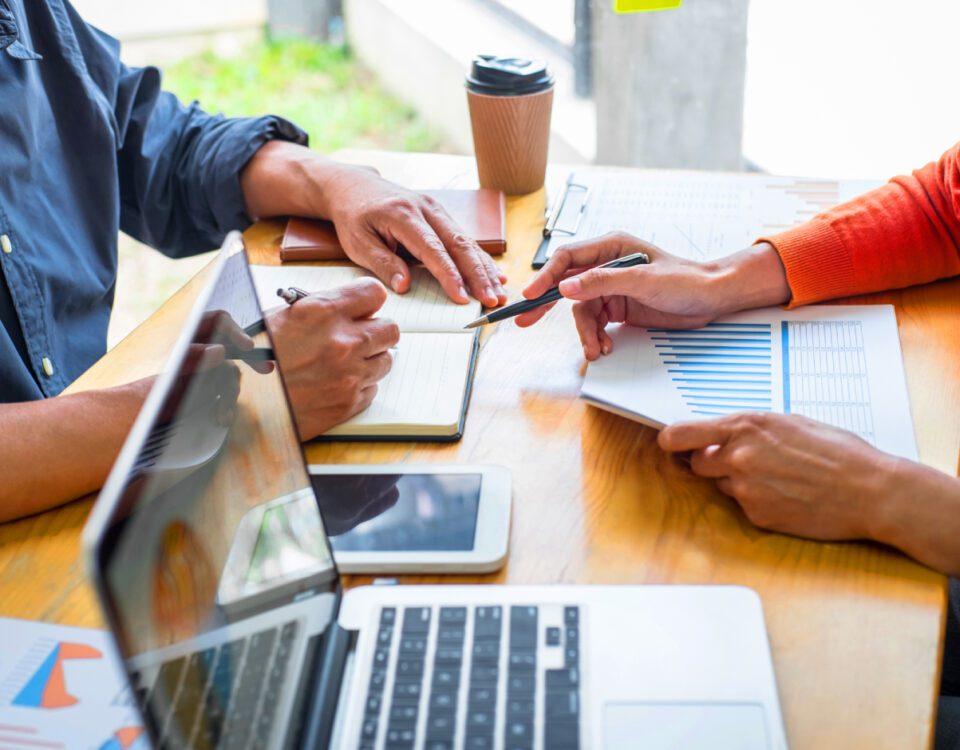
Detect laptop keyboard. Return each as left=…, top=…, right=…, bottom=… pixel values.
left=131, top=620, right=300, bottom=750
left=361, top=605, right=582, bottom=750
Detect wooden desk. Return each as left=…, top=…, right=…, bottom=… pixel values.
left=1, top=151, right=956, bottom=749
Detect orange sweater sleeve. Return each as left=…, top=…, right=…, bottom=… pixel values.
left=758, top=142, right=960, bottom=306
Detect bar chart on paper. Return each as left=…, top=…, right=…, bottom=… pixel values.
left=581, top=305, right=918, bottom=460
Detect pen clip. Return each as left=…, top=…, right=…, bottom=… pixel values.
left=543, top=179, right=590, bottom=238
left=600, top=252, right=650, bottom=269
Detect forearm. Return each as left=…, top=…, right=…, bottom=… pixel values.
left=707, top=241, right=792, bottom=313
left=758, top=143, right=960, bottom=306
left=871, top=459, right=960, bottom=577
left=0, top=380, right=150, bottom=522
left=239, top=140, right=359, bottom=221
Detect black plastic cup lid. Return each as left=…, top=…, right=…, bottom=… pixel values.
left=466, top=55, right=554, bottom=96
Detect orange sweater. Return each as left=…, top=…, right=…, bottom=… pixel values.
left=760, top=142, right=960, bottom=306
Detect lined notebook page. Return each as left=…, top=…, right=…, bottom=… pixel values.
left=323, top=333, right=475, bottom=437
left=250, top=265, right=481, bottom=332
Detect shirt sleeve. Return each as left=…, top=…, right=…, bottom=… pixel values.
left=112, top=63, right=308, bottom=258
left=757, top=142, right=960, bottom=306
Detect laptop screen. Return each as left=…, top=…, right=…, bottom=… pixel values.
left=88, top=237, right=340, bottom=745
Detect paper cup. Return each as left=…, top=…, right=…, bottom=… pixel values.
left=467, top=86, right=554, bottom=196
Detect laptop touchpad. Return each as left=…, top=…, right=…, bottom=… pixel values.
left=603, top=702, right=771, bottom=750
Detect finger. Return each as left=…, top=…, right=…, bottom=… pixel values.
left=596, top=307, right=614, bottom=355
left=185, top=343, right=226, bottom=373
left=354, top=384, right=378, bottom=415
left=514, top=300, right=558, bottom=328
left=572, top=301, right=604, bottom=360
left=688, top=444, right=731, bottom=478
left=388, top=212, right=470, bottom=303
left=362, top=350, right=394, bottom=385
left=523, top=232, right=643, bottom=299
left=479, top=251, right=508, bottom=304
left=558, top=266, right=652, bottom=301
left=482, top=251, right=508, bottom=285
left=219, top=313, right=255, bottom=350
left=349, top=227, right=413, bottom=294
left=247, top=360, right=276, bottom=375
left=359, top=318, right=401, bottom=356
left=658, top=417, right=738, bottom=452
left=200, top=310, right=254, bottom=351
left=425, top=206, right=504, bottom=307
left=325, top=277, right=389, bottom=319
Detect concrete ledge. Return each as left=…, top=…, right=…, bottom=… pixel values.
left=344, top=0, right=594, bottom=164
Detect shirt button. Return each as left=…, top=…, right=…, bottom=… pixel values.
left=0, top=235, right=11, bottom=254
left=41, top=357, right=54, bottom=377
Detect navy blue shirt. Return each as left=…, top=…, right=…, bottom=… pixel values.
left=0, top=0, right=306, bottom=402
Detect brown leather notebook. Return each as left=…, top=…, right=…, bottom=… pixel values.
left=280, top=188, right=507, bottom=262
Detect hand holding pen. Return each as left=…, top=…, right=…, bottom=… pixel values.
left=465, top=251, right=649, bottom=329
left=513, top=233, right=742, bottom=360
left=265, top=278, right=401, bottom=438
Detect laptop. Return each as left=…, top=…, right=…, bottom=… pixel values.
left=84, top=233, right=789, bottom=750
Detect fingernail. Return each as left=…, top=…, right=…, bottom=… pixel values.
left=602, top=344, right=611, bottom=355
left=459, top=285, right=469, bottom=300
left=484, top=286, right=495, bottom=303
left=560, top=277, right=581, bottom=296
left=390, top=273, right=404, bottom=292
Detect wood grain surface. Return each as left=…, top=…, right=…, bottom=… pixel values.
left=0, top=151, right=955, bottom=750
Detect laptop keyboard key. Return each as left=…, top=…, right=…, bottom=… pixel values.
left=439, top=606, right=467, bottom=624
left=465, top=736, right=494, bottom=750
left=473, top=606, right=503, bottom=639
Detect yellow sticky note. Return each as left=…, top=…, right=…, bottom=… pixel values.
left=615, top=0, right=682, bottom=11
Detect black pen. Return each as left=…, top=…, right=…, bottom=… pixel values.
left=223, top=345, right=275, bottom=363
left=464, top=251, right=650, bottom=329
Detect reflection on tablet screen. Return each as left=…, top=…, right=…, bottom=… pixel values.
left=312, top=474, right=481, bottom=552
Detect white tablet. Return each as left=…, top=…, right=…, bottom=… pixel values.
left=307, top=464, right=511, bottom=574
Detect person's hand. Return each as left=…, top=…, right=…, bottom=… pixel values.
left=198, top=310, right=275, bottom=375
left=323, top=165, right=507, bottom=307
left=266, top=279, right=400, bottom=439
left=239, top=143, right=507, bottom=306
left=658, top=412, right=899, bottom=541
left=516, top=233, right=791, bottom=360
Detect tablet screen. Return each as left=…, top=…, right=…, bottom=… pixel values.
left=311, top=473, right=482, bottom=552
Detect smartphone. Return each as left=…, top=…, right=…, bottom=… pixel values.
left=308, top=464, right=511, bottom=574
left=218, top=464, right=511, bottom=603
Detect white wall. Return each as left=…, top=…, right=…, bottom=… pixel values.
left=745, top=0, right=960, bottom=179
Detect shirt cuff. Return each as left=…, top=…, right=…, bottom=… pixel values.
left=209, top=115, right=309, bottom=237
left=756, top=218, right=855, bottom=308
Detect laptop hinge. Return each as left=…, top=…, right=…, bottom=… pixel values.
left=298, top=622, right=356, bottom=750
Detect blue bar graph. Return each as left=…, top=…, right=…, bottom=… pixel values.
left=781, top=321, right=791, bottom=414
left=649, top=323, right=773, bottom=416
